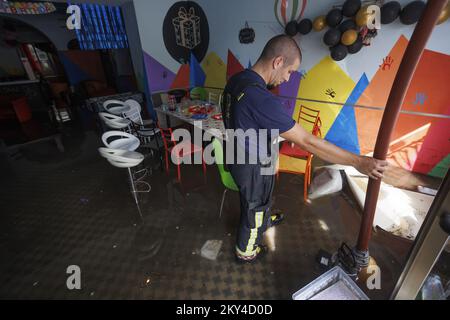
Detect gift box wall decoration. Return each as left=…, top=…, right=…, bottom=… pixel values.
left=172, top=7, right=201, bottom=49
left=163, top=1, right=209, bottom=64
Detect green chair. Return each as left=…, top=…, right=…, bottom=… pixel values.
left=212, top=138, right=239, bottom=217
left=190, top=87, right=207, bottom=101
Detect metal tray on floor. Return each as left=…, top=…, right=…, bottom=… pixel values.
left=292, top=266, right=369, bottom=300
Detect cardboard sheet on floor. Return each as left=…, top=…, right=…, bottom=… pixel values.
left=344, top=167, right=434, bottom=240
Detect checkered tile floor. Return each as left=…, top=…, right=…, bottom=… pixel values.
left=0, top=129, right=444, bottom=300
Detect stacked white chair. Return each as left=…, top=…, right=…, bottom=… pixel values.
left=98, top=112, right=131, bottom=130
left=98, top=130, right=150, bottom=221
left=124, top=99, right=160, bottom=145
left=100, top=99, right=163, bottom=172
left=102, top=130, right=140, bottom=151
left=103, top=100, right=131, bottom=115
left=123, top=100, right=162, bottom=170
left=123, top=99, right=144, bottom=125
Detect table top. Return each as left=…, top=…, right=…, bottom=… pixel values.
left=155, top=101, right=285, bottom=143
left=155, top=101, right=226, bottom=139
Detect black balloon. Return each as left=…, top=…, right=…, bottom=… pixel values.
left=381, top=1, right=401, bottom=24
left=285, top=20, right=298, bottom=36
left=297, top=18, right=312, bottom=35
left=323, top=28, right=341, bottom=46
left=326, top=9, right=343, bottom=27
left=330, top=44, right=348, bottom=61
left=342, top=0, right=361, bottom=17
left=347, top=36, right=363, bottom=54
left=339, top=19, right=357, bottom=33
left=400, top=1, right=425, bottom=25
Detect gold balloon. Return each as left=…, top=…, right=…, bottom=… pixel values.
left=356, top=5, right=372, bottom=27
left=313, top=15, right=326, bottom=31
left=341, top=29, right=358, bottom=45
left=437, top=3, right=450, bottom=25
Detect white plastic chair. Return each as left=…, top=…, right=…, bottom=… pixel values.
left=98, top=112, right=131, bottom=130
left=208, top=92, right=221, bottom=105
left=101, top=130, right=140, bottom=151
left=103, top=100, right=131, bottom=115
left=98, top=147, right=144, bottom=168
left=123, top=99, right=161, bottom=148
left=124, top=99, right=155, bottom=126
left=124, top=99, right=143, bottom=124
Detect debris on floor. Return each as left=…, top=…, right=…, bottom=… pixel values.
left=421, top=274, right=447, bottom=300
left=200, top=240, right=223, bottom=261
left=308, top=167, right=342, bottom=200
left=344, top=166, right=434, bottom=240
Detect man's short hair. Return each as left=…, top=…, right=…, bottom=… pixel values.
left=258, top=35, right=302, bottom=65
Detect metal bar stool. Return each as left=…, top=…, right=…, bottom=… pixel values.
left=98, top=146, right=149, bottom=221
left=100, top=131, right=151, bottom=220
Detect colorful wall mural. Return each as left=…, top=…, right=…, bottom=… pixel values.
left=132, top=0, right=450, bottom=178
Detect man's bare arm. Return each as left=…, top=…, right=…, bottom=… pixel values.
left=280, top=123, right=388, bottom=179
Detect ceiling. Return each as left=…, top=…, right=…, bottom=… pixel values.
left=37, top=0, right=133, bottom=6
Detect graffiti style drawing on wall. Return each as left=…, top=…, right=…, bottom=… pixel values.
left=163, top=1, right=209, bottom=64
left=380, top=56, right=394, bottom=70
left=325, top=88, right=336, bottom=99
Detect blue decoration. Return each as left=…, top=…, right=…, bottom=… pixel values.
left=189, top=52, right=206, bottom=88
left=325, top=73, right=369, bottom=155
left=72, top=3, right=128, bottom=50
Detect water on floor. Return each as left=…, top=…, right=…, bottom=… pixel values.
left=0, top=127, right=447, bottom=299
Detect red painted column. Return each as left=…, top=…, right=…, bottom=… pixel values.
left=356, top=0, right=448, bottom=255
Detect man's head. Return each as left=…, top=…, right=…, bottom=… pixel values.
left=256, top=35, right=302, bottom=87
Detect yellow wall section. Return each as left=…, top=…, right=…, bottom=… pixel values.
left=293, top=56, right=355, bottom=137
left=202, top=52, right=227, bottom=92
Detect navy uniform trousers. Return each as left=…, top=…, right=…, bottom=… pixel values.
left=230, top=162, right=275, bottom=256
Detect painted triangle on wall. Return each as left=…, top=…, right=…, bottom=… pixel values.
left=171, top=64, right=190, bottom=89
left=226, top=49, right=244, bottom=81
left=189, top=52, right=206, bottom=88
left=143, top=51, right=176, bottom=92
left=325, top=73, right=369, bottom=155
left=278, top=71, right=302, bottom=117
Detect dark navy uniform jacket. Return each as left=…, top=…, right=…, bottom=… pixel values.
left=222, top=69, right=295, bottom=163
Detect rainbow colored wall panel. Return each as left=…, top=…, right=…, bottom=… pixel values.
left=142, top=33, right=449, bottom=178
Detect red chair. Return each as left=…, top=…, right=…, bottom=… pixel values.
left=277, top=105, right=322, bottom=201
left=157, top=123, right=206, bottom=183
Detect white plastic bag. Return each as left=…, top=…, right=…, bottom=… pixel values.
left=308, top=168, right=343, bottom=200
left=421, top=274, right=446, bottom=300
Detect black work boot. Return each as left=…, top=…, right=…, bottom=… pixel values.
left=268, top=212, right=284, bottom=227
left=235, top=245, right=268, bottom=264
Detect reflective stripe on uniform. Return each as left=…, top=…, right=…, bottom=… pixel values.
left=237, top=211, right=264, bottom=256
